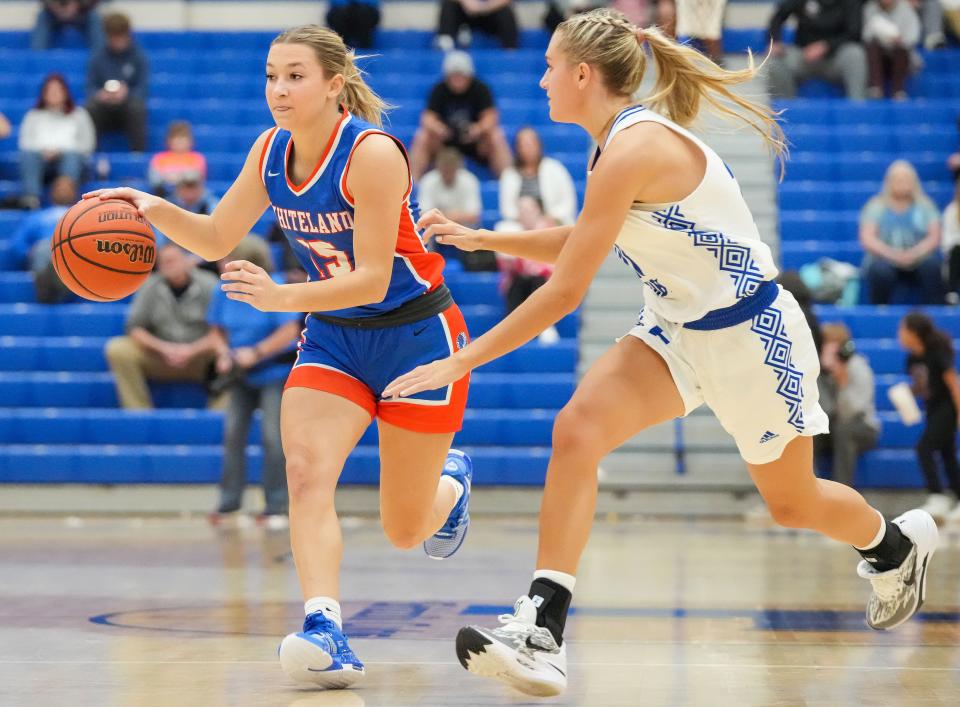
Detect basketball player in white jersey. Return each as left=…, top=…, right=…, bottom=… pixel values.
left=384, top=8, right=939, bottom=697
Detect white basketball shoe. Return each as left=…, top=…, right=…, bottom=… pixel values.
left=857, top=509, right=939, bottom=630
left=455, top=595, right=567, bottom=697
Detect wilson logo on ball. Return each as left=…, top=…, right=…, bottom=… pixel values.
left=97, top=210, right=147, bottom=224
left=95, top=239, right=156, bottom=264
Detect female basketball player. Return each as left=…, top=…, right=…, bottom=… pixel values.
left=383, top=9, right=939, bottom=697
left=85, top=26, right=473, bottom=690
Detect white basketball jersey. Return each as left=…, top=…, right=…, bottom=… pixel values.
left=593, top=105, right=778, bottom=324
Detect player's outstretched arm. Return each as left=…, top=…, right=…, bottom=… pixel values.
left=384, top=132, right=660, bottom=399
left=84, top=130, right=273, bottom=261
left=418, top=208, right=573, bottom=264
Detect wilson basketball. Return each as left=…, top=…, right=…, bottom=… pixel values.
left=51, top=198, right=156, bottom=302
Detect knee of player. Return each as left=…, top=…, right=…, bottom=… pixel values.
left=551, top=404, right=605, bottom=458
left=381, top=520, right=424, bottom=550
left=285, top=451, right=335, bottom=500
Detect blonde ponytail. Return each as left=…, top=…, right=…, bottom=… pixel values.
left=272, top=25, right=391, bottom=127
left=556, top=10, right=787, bottom=176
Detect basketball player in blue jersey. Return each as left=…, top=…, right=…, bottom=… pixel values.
left=85, top=25, right=473, bottom=690
left=384, top=8, right=939, bottom=697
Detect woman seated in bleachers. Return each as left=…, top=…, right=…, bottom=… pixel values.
left=498, top=126, right=577, bottom=228
left=942, top=178, right=960, bottom=303
left=863, top=0, right=920, bottom=99
left=860, top=159, right=944, bottom=305
left=17, top=73, right=95, bottom=210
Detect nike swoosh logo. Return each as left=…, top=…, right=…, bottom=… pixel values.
left=267, top=170, right=281, bottom=177
left=413, top=325, right=429, bottom=336
left=903, top=558, right=917, bottom=586
left=545, top=661, right=566, bottom=677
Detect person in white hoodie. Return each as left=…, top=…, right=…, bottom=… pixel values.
left=862, top=0, right=921, bottom=99
left=498, top=126, right=577, bottom=227
left=18, top=73, right=95, bottom=209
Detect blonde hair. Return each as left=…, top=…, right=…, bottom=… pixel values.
left=272, top=25, right=389, bottom=127
left=880, top=159, right=934, bottom=209
left=555, top=9, right=787, bottom=175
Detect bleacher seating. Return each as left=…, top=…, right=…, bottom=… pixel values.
left=0, top=26, right=957, bottom=489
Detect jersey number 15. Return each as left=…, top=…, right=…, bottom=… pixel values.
left=297, top=239, right=354, bottom=281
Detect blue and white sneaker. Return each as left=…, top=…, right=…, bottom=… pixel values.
left=424, top=449, right=473, bottom=559
left=278, top=612, right=365, bottom=689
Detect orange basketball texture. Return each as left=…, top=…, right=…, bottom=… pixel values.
left=51, top=199, right=156, bottom=302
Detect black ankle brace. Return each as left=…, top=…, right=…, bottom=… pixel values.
left=857, top=520, right=913, bottom=573
left=528, top=578, right=572, bottom=646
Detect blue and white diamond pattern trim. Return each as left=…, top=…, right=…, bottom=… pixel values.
left=750, top=307, right=805, bottom=433
left=652, top=205, right=763, bottom=299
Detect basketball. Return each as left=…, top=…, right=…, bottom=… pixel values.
left=51, top=198, right=156, bottom=302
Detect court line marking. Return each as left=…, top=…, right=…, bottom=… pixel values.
left=2, top=660, right=959, bottom=671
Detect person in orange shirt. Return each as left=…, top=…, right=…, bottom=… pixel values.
left=148, top=120, right=207, bottom=197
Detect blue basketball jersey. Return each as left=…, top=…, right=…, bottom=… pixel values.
left=259, top=110, right=445, bottom=318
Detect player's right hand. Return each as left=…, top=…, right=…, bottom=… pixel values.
left=417, top=209, right=486, bottom=252
left=82, top=187, right=161, bottom=217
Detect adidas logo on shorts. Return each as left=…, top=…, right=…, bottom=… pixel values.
left=758, top=430, right=779, bottom=444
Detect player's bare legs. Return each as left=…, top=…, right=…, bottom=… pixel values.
left=377, top=421, right=459, bottom=548
left=537, top=336, right=684, bottom=573
left=278, top=386, right=370, bottom=688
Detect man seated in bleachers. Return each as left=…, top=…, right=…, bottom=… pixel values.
left=417, top=147, right=483, bottom=268
left=859, top=160, right=944, bottom=304
left=437, top=0, right=519, bottom=50
left=767, top=0, right=868, bottom=99
left=326, top=0, right=381, bottom=49
left=409, top=50, right=512, bottom=179
left=9, top=175, right=76, bottom=303
left=85, top=12, right=149, bottom=153
left=169, top=171, right=219, bottom=216
left=105, top=243, right=219, bottom=409
left=148, top=121, right=207, bottom=198
left=816, top=323, right=881, bottom=489
left=31, top=0, right=104, bottom=51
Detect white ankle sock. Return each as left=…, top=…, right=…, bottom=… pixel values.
left=533, top=568, right=577, bottom=592
left=854, top=509, right=887, bottom=551
left=304, top=596, right=342, bottom=628
left=440, top=474, right=464, bottom=505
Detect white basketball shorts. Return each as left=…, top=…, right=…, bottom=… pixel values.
left=624, top=287, right=829, bottom=465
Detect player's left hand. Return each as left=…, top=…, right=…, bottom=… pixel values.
left=383, top=355, right=469, bottom=399
left=221, top=260, right=283, bottom=311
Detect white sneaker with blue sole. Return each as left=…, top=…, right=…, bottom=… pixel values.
left=424, top=449, right=472, bottom=559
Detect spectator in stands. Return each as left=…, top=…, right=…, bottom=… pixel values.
left=860, top=160, right=944, bottom=305
left=948, top=115, right=960, bottom=182
left=499, top=126, right=577, bottom=227
left=105, top=243, right=219, bottom=409
left=409, top=50, right=512, bottom=179
left=544, top=1, right=606, bottom=32
left=326, top=0, right=381, bottom=48
left=31, top=0, right=104, bottom=51
left=10, top=176, right=76, bottom=303
left=437, top=0, right=519, bottom=50
left=86, top=12, right=149, bottom=153
left=916, top=0, right=949, bottom=49
left=898, top=312, right=960, bottom=522
left=494, top=195, right=559, bottom=344
left=943, top=179, right=960, bottom=304
left=148, top=121, right=207, bottom=198
left=418, top=147, right=482, bottom=228
left=169, top=171, right=219, bottom=216
left=17, top=73, right=95, bottom=211
left=943, top=0, right=960, bottom=41
left=863, top=0, right=921, bottom=99
left=676, top=0, right=728, bottom=65
left=0, top=112, right=11, bottom=140
left=817, top=323, right=881, bottom=488
left=767, top=0, right=868, bottom=100
left=207, top=236, right=300, bottom=526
